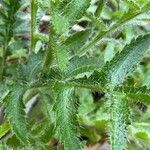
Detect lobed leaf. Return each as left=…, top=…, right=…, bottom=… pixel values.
left=103, top=34, right=150, bottom=87
left=19, top=52, right=44, bottom=82
left=52, top=0, right=91, bottom=34
left=65, top=55, right=103, bottom=78
left=55, top=44, right=69, bottom=71
left=62, top=0, right=91, bottom=24
left=115, top=86, right=150, bottom=105
left=55, top=88, right=82, bottom=150
left=4, top=84, right=32, bottom=144
left=66, top=70, right=106, bottom=91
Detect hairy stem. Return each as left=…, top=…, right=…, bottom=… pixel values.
left=109, top=92, right=130, bottom=150
left=29, top=79, right=104, bottom=92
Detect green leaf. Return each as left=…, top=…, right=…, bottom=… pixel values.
left=123, top=0, right=140, bottom=10
left=110, top=92, right=130, bottom=150
left=104, top=41, right=115, bottom=62
left=80, top=3, right=150, bottom=54
left=52, top=0, right=91, bottom=34
left=0, top=143, right=8, bottom=150
left=115, top=86, right=150, bottom=105
left=103, top=34, right=150, bottom=87
left=66, top=55, right=103, bottom=78
left=129, top=123, right=150, bottom=143
left=66, top=70, right=106, bottom=91
left=95, top=0, right=104, bottom=17
left=86, top=14, right=106, bottom=30
left=40, top=90, right=55, bottom=123
left=64, top=29, right=91, bottom=54
left=55, top=45, right=69, bottom=71
left=4, top=84, right=32, bottom=144
left=19, top=52, right=44, bottom=82
left=62, top=0, right=91, bottom=25
left=52, top=12, right=69, bottom=34
left=55, top=88, right=82, bottom=150
left=34, top=33, right=49, bottom=43
left=0, top=122, right=10, bottom=138
left=142, top=1, right=150, bottom=12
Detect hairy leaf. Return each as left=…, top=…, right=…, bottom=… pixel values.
left=52, top=0, right=91, bottom=34
left=64, top=29, right=91, bottom=54
left=55, top=45, right=69, bottom=70
left=103, top=34, right=150, bottom=87
left=115, top=86, right=150, bottom=105
left=66, top=55, right=103, bottom=78
left=67, top=71, right=106, bottom=91
left=62, top=0, right=91, bottom=23
left=55, top=88, right=82, bottom=150
left=4, top=84, right=32, bottom=144
left=19, top=52, right=44, bottom=82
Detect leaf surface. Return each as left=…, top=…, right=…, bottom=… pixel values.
left=55, top=88, right=82, bottom=150
left=115, top=86, right=150, bottom=105
left=4, top=84, right=32, bottom=144
left=103, top=34, right=150, bottom=87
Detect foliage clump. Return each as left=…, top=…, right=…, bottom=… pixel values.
left=0, top=0, right=150, bottom=150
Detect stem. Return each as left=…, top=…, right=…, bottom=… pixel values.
left=43, top=2, right=55, bottom=71
left=109, top=92, right=130, bottom=150
left=29, top=79, right=104, bottom=92
left=31, top=0, right=38, bottom=52
left=79, top=9, right=148, bottom=54
left=0, top=42, right=6, bottom=81
left=95, top=0, right=104, bottom=17
left=0, top=25, right=9, bottom=81
left=43, top=23, right=55, bottom=70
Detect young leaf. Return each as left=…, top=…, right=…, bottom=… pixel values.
left=55, top=88, right=82, bottom=150
left=110, top=92, right=130, bottom=150
left=4, top=84, right=32, bottom=144
left=103, top=34, right=150, bottom=87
